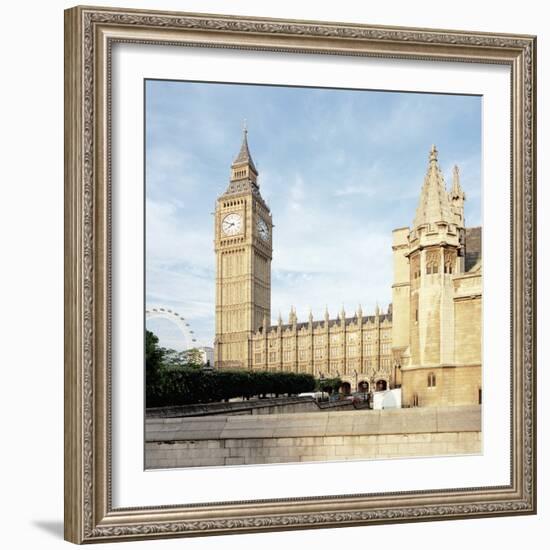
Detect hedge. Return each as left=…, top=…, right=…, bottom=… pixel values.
left=146, top=369, right=316, bottom=408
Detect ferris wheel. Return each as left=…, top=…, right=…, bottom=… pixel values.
left=145, top=307, right=198, bottom=350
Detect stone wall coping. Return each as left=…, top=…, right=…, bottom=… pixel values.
left=146, top=405, right=481, bottom=442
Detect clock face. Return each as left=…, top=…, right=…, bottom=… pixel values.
left=257, top=217, right=269, bottom=241
left=221, top=213, right=242, bottom=236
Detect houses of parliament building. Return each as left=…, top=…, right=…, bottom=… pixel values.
left=213, top=130, right=482, bottom=407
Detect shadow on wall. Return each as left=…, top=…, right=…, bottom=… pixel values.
left=32, top=520, right=64, bottom=540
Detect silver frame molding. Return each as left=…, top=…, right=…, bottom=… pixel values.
left=64, top=5, right=537, bottom=544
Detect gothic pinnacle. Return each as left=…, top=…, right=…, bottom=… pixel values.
left=450, top=164, right=465, bottom=199
left=413, top=144, right=454, bottom=228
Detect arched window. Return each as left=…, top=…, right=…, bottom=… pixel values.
left=412, top=393, right=419, bottom=407
left=444, top=250, right=454, bottom=274
left=427, top=372, right=436, bottom=388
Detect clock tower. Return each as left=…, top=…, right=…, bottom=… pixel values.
left=214, top=128, right=272, bottom=370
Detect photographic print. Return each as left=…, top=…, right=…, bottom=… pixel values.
left=144, top=80, right=482, bottom=469
left=65, top=7, right=536, bottom=542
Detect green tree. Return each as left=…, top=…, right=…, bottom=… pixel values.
left=184, top=348, right=204, bottom=367
left=162, top=348, right=196, bottom=370
left=145, top=330, right=165, bottom=405
left=315, top=377, right=342, bottom=395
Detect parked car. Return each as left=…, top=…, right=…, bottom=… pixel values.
left=298, top=391, right=328, bottom=401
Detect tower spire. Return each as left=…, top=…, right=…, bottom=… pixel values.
left=224, top=124, right=262, bottom=196
left=413, top=145, right=453, bottom=228
left=232, top=123, right=258, bottom=175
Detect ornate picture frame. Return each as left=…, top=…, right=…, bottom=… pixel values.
left=64, top=5, right=536, bottom=544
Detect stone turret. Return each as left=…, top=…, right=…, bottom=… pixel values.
left=401, top=145, right=464, bottom=405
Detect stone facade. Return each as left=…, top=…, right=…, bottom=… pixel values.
left=214, top=136, right=481, bottom=407
left=250, top=309, right=394, bottom=393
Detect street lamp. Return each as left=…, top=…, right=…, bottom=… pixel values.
left=319, top=372, right=325, bottom=401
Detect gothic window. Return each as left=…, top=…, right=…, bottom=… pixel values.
left=410, top=254, right=422, bottom=279
left=314, top=348, right=324, bottom=359
left=347, top=345, right=357, bottom=356
left=283, top=350, right=291, bottom=362
left=412, top=393, right=419, bottom=407
left=426, top=251, right=439, bottom=275
left=269, top=352, right=276, bottom=363
left=444, top=250, right=454, bottom=274
left=283, top=338, right=292, bottom=349
left=254, top=353, right=262, bottom=364
left=298, top=350, right=307, bottom=361
left=427, top=372, right=436, bottom=387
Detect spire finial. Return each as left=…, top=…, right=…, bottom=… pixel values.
left=242, top=118, right=248, bottom=135
left=429, top=144, right=438, bottom=163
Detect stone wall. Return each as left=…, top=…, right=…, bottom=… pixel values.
left=401, top=366, right=481, bottom=407
left=145, top=405, right=481, bottom=469
left=146, top=396, right=359, bottom=418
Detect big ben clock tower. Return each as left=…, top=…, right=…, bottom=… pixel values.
left=214, top=128, right=272, bottom=370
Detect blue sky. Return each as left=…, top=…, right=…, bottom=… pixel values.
left=145, top=80, right=481, bottom=350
